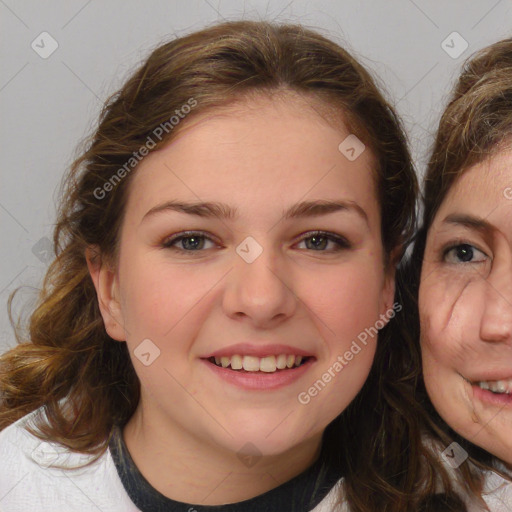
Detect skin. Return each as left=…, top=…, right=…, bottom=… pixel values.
left=87, top=92, right=395, bottom=504
left=420, top=150, right=512, bottom=464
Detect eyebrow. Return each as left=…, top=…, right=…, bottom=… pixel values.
left=443, top=213, right=495, bottom=233
left=141, top=199, right=369, bottom=225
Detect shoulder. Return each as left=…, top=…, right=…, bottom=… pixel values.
left=421, top=433, right=512, bottom=511
left=482, top=468, right=512, bottom=512
left=0, top=408, right=140, bottom=512
left=310, top=479, right=347, bottom=512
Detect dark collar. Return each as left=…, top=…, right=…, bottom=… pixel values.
left=109, top=425, right=341, bottom=512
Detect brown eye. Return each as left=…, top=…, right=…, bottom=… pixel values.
left=443, top=243, right=487, bottom=264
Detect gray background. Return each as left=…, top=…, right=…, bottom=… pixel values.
left=1, top=0, right=511, bottom=354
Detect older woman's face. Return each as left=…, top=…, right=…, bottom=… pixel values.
left=420, top=150, right=512, bottom=463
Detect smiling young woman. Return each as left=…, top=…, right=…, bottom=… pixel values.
left=97, top=91, right=393, bottom=505
left=0, top=19, right=461, bottom=512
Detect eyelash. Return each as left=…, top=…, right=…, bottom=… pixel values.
left=161, top=230, right=351, bottom=255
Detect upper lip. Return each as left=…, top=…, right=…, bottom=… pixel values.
left=464, top=372, right=512, bottom=383
left=201, top=343, right=315, bottom=359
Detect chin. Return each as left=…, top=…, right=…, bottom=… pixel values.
left=212, top=415, right=318, bottom=458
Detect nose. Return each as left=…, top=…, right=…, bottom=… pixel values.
left=222, top=244, right=298, bottom=328
left=479, top=268, right=512, bottom=343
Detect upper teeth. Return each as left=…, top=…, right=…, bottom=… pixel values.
left=478, top=380, right=512, bottom=394
left=213, top=354, right=303, bottom=372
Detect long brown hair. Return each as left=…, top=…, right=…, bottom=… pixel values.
left=400, top=37, right=512, bottom=510
left=0, top=19, right=450, bottom=511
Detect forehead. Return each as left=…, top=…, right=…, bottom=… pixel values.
left=434, top=150, right=512, bottom=226
left=124, top=94, right=379, bottom=225
left=453, top=151, right=512, bottom=194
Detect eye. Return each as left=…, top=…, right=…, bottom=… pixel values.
left=443, top=243, right=488, bottom=264
left=162, top=230, right=351, bottom=254
left=296, top=231, right=351, bottom=252
left=162, top=231, right=217, bottom=252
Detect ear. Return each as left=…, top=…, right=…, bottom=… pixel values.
left=85, top=245, right=126, bottom=341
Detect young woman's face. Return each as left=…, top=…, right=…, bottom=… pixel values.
left=98, top=94, right=394, bottom=458
left=420, top=150, right=512, bottom=463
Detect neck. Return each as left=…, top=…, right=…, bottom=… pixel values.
left=122, top=403, right=323, bottom=505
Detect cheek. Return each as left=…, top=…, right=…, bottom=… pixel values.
left=419, top=264, right=488, bottom=375
left=305, top=265, right=386, bottom=383
left=308, top=259, right=385, bottom=336
left=118, top=255, right=219, bottom=340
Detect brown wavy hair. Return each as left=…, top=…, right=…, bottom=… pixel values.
left=0, top=19, right=458, bottom=511
left=399, top=37, right=512, bottom=510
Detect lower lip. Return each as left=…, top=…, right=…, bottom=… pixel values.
left=201, top=358, right=314, bottom=390
left=472, top=384, right=512, bottom=407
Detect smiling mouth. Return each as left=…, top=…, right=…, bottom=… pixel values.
left=475, top=379, right=512, bottom=395
left=207, top=354, right=311, bottom=373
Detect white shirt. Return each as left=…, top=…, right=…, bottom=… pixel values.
left=423, top=436, right=512, bottom=512
left=482, top=469, right=512, bottom=511
left=0, top=410, right=344, bottom=512
left=3, top=410, right=510, bottom=511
